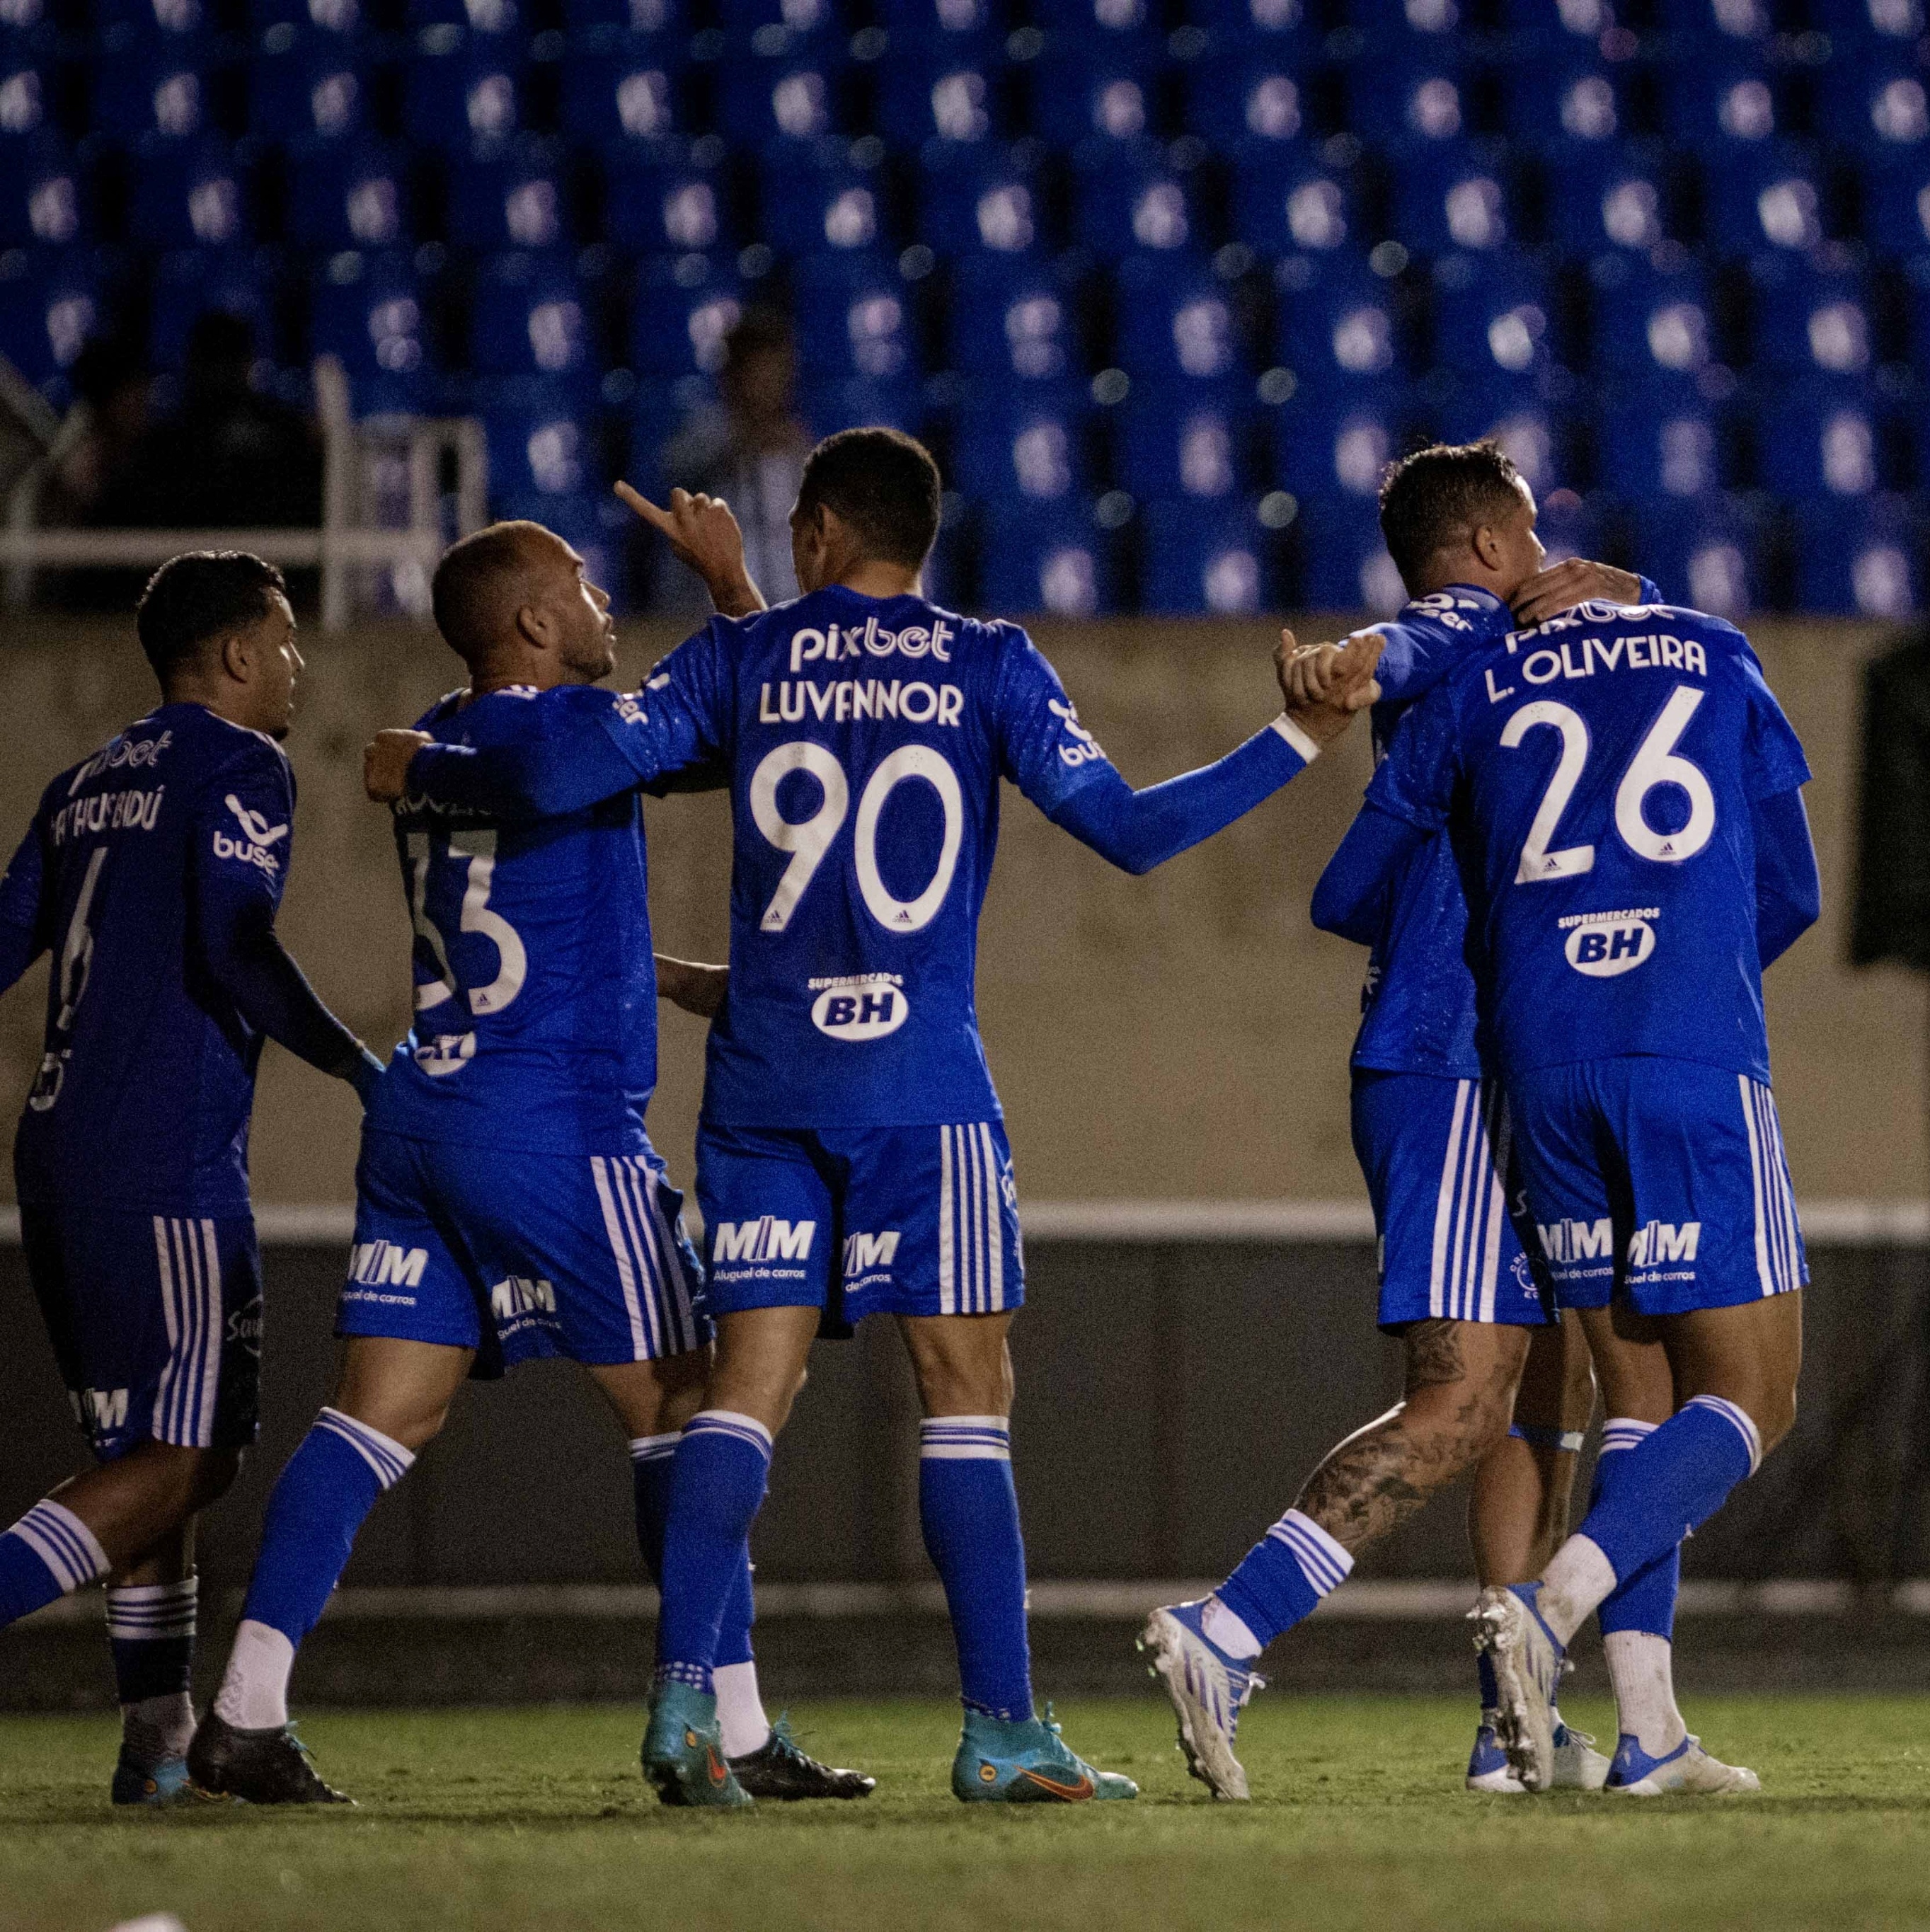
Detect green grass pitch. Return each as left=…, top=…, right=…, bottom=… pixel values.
left=5, top=1694, right=1930, bottom=1932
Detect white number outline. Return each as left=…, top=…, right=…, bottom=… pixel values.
left=749, top=742, right=849, bottom=933
left=854, top=745, right=965, bottom=934
left=1500, top=701, right=1595, bottom=882
left=54, top=845, right=108, bottom=1032
left=404, top=828, right=529, bottom=1016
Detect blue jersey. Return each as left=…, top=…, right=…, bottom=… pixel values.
left=649, top=586, right=1116, bottom=1129
left=367, top=683, right=663, bottom=1154
left=1367, top=601, right=1813, bottom=1085
left=1, top=704, right=311, bottom=1213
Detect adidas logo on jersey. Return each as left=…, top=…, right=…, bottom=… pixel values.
left=712, top=1218, right=815, bottom=1265
left=348, top=1240, right=430, bottom=1288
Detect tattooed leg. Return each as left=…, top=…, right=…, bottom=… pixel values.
left=1295, top=1320, right=1531, bottom=1556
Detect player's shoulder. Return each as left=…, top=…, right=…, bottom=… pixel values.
left=174, top=703, right=294, bottom=793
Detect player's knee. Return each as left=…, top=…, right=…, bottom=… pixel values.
left=1752, top=1379, right=1798, bottom=1456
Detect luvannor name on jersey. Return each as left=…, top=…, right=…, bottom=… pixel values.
left=759, top=679, right=965, bottom=726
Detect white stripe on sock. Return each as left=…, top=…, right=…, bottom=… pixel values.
left=628, top=1432, right=681, bottom=1463
left=11, top=1500, right=110, bottom=1594
left=1686, top=1393, right=1762, bottom=1476
left=1265, top=1508, right=1354, bottom=1597
left=687, top=1410, right=774, bottom=1456
left=315, top=1408, right=415, bottom=1489
left=106, top=1577, right=197, bottom=1641
left=920, top=1415, right=1011, bottom=1461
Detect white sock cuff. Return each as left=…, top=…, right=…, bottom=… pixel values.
left=316, top=1408, right=415, bottom=1489
left=919, top=1415, right=1011, bottom=1460
left=686, top=1409, right=774, bottom=1456
left=628, top=1432, right=682, bottom=1463
left=214, top=1618, right=297, bottom=1732
left=1266, top=1508, right=1354, bottom=1597
left=1599, top=1416, right=1659, bottom=1455
left=105, top=1576, right=198, bottom=1640
left=8, top=1500, right=110, bottom=1594
left=1686, top=1393, right=1763, bottom=1475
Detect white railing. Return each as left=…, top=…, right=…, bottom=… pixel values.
left=0, top=357, right=488, bottom=629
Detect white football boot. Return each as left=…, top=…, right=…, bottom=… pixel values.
left=1606, top=1733, right=1762, bottom=1795
left=1470, top=1584, right=1566, bottom=1793
left=1138, top=1602, right=1263, bottom=1802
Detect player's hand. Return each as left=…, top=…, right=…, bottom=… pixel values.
left=1278, top=628, right=1382, bottom=747
left=655, top=953, right=728, bottom=1019
left=1510, top=558, right=1644, bottom=631
left=364, top=728, right=432, bottom=803
left=615, top=482, right=764, bottom=618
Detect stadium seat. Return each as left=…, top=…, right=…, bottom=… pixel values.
left=1746, top=260, right=1874, bottom=381
left=1268, top=393, right=1411, bottom=519
left=1029, top=62, right=1160, bottom=151
left=128, top=139, right=253, bottom=249
left=1632, top=496, right=1762, bottom=621
left=602, top=143, right=731, bottom=253
left=246, top=0, right=368, bottom=35
left=93, top=57, right=216, bottom=143
left=559, top=54, right=682, bottom=148
left=558, top=0, right=687, bottom=35
left=977, top=501, right=1119, bottom=616
left=628, top=255, right=749, bottom=378
left=1593, top=395, right=1732, bottom=502
left=718, top=59, right=842, bottom=149
left=875, top=0, right=1001, bottom=53
left=1821, top=64, right=1930, bottom=156
left=95, top=0, right=212, bottom=40
left=760, top=151, right=890, bottom=258
left=800, top=373, right=924, bottom=437
left=403, top=45, right=525, bottom=151
left=286, top=141, right=413, bottom=249
left=1181, top=61, right=1304, bottom=150
left=1182, top=0, right=1318, bottom=55
left=918, top=144, right=1045, bottom=256
left=1291, top=487, right=1407, bottom=614
left=791, top=253, right=920, bottom=384
left=1140, top=499, right=1271, bottom=614
left=946, top=254, right=1085, bottom=383
left=1432, top=390, right=1563, bottom=495
left=1115, top=398, right=1248, bottom=502
left=717, top=0, right=846, bottom=57
left=309, top=250, right=437, bottom=411
left=1033, top=0, right=1163, bottom=47
left=447, top=142, right=574, bottom=252
left=1498, top=65, right=1624, bottom=156
left=149, top=248, right=280, bottom=376
left=1270, top=251, right=1402, bottom=393
left=0, top=140, right=87, bottom=248
left=488, top=406, right=606, bottom=504
left=1703, top=145, right=1832, bottom=259
left=1072, top=147, right=1200, bottom=262
left=1793, top=495, right=1921, bottom=617
left=1541, top=148, right=1671, bottom=257
left=1671, top=0, right=1779, bottom=52
left=1865, top=154, right=1930, bottom=257
left=1389, top=148, right=1514, bottom=255
left=950, top=392, right=1097, bottom=505
left=0, top=248, right=104, bottom=391
left=1348, top=62, right=1470, bottom=149
left=249, top=45, right=370, bottom=143
left=1585, top=255, right=1718, bottom=384
left=1812, top=0, right=1926, bottom=42
left=878, top=59, right=1001, bottom=149
left=1430, top=258, right=1556, bottom=386
left=1753, top=395, right=1890, bottom=501
left=1661, top=67, right=1783, bottom=154
left=471, top=255, right=599, bottom=384
left=1114, top=258, right=1246, bottom=387
left=1231, top=151, right=1357, bottom=254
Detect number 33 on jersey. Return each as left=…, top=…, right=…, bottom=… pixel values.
left=647, top=586, right=1120, bottom=1131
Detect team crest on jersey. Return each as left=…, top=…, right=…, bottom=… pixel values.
left=1561, top=907, right=1658, bottom=978
left=809, top=972, right=909, bottom=1040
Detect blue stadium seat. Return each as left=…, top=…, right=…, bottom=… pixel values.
left=977, top=502, right=1119, bottom=617
left=1812, top=0, right=1926, bottom=45
left=1389, top=149, right=1514, bottom=255
left=918, top=144, right=1045, bottom=256
left=1072, top=148, right=1200, bottom=262
left=1586, top=256, right=1717, bottom=384
left=0, top=63, right=49, bottom=144
left=946, top=255, right=1084, bottom=382
left=309, top=249, right=436, bottom=410
left=1231, top=151, right=1357, bottom=254
left=879, top=62, right=1001, bottom=148
left=1116, top=398, right=1247, bottom=502
left=718, top=0, right=846, bottom=55
left=718, top=59, right=841, bottom=149
left=1866, top=154, right=1930, bottom=257
left=1348, top=61, right=1470, bottom=149
left=1661, top=67, right=1782, bottom=155
left=1115, top=258, right=1246, bottom=386
left=1430, top=260, right=1555, bottom=385
left=1141, top=500, right=1270, bottom=614
left=603, top=144, right=730, bottom=253
left=950, top=392, right=1096, bottom=505
left=149, top=248, right=278, bottom=374
left=1432, top=390, right=1562, bottom=495
left=1268, top=394, right=1408, bottom=517
left=0, top=248, right=104, bottom=391
left=471, top=255, right=599, bottom=382
left=792, top=253, right=920, bottom=384
left=628, top=255, right=748, bottom=378
left=1821, top=64, right=1930, bottom=156
left=1498, top=66, right=1624, bottom=156
left=407, top=0, right=528, bottom=37
left=1594, top=395, right=1731, bottom=502
left=1704, top=144, right=1831, bottom=258
left=249, top=43, right=369, bottom=142
left=1632, top=497, right=1762, bottom=621
left=1499, top=0, right=1618, bottom=59
left=447, top=142, right=573, bottom=251
left=96, top=0, right=212, bottom=40
left=559, top=54, right=682, bottom=148
left=1271, top=252, right=1401, bottom=393
left=1754, top=394, right=1888, bottom=500
left=1182, top=0, right=1317, bottom=53
left=246, top=0, right=366, bottom=36
left=1030, top=62, right=1160, bottom=150
left=1670, top=0, right=1778, bottom=54
left=1542, top=148, right=1672, bottom=256
left=761, top=152, right=889, bottom=257
left=801, top=373, right=924, bottom=437
left=287, top=141, right=412, bottom=248
left=94, top=58, right=215, bottom=142
left=559, top=0, right=686, bottom=33
left=129, top=139, right=253, bottom=248
left=0, top=140, right=86, bottom=248
left=1292, top=490, right=1406, bottom=613
left=1793, top=496, right=1920, bottom=618
left=1181, top=61, right=1304, bottom=150
left=1747, top=260, right=1873, bottom=380
left=1034, top=0, right=1163, bottom=45
left=403, top=45, right=525, bottom=151
left=488, top=407, right=606, bottom=503
left=875, top=0, right=1001, bottom=52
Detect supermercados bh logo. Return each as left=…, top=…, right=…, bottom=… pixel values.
left=1561, top=906, right=1658, bottom=977
left=809, top=972, right=908, bottom=1040
left=212, top=793, right=289, bottom=875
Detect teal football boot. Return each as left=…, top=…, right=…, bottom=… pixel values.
left=110, top=1748, right=197, bottom=1807
left=951, top=1705, right=1138, bottom=1803
left=642, top=1681, right=753, bottom=1808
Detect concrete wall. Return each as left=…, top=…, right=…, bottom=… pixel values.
left=0, top=611, right=1922, bottom=1209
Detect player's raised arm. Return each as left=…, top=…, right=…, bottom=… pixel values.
left=1017, top=631, right=1382, bottom=877
left=616, top=481, right=768, bottom=620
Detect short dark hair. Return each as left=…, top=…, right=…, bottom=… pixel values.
left=1377, top=439, right=1528, bottom=590
left=431, top=519, right=556, bottom=667
left=134, top=551, right=287, bottom=682
left=796, top=427, right=941, bottom=570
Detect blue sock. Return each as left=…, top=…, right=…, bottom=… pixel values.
left=1590, top=1421, right=1681, bottom=1639
left=919, top=1417, right=1032, bottom=1722
left=630, top=1433, right=757, bottom=1671
left=1215, top=1507, right=1354, bottom=1652
left=239, top=1408, right=415, bottom=1648
left=1476, top=1646, right=1500, bottom=1714
left=0, top=1500, right=110, bottom=1627
left=655, top=1411, right=772, bottom=1692
left=1574, top=1397, right=1759, bottom=1585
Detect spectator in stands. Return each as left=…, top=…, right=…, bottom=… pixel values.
left=101, top=314, right=323, bottom=534
left=49, top=337, right=152, bottom=529
left=653, top=307, right=808, bottom=611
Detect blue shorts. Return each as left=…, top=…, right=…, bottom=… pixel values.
left=22, top=1206, right=263, bottom=1462
left=695, top=1120, right=1024, bottom=1335
left=1509, top=1057, right=1808, bottom=1316
left=338, top=1130, right=707, bottom=1374
left=1352, top=1071, right=1551, bottom=1331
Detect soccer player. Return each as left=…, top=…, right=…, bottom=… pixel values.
left=377, top=429, right=1383, bottom=1805
left=190, top=521, right=867, bottom=1804
left=0, top=552, right=383, bottom=1803
left=1336, top=496, right=1817, bottom=1795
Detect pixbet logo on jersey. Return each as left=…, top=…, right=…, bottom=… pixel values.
left=1561, top=907, right=1658, bottom=977
left=809, top=972, right=909, bottom=1040
left=788, top=614, right=955, bottom=672
left=212, top=793, right=289, bottom=875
